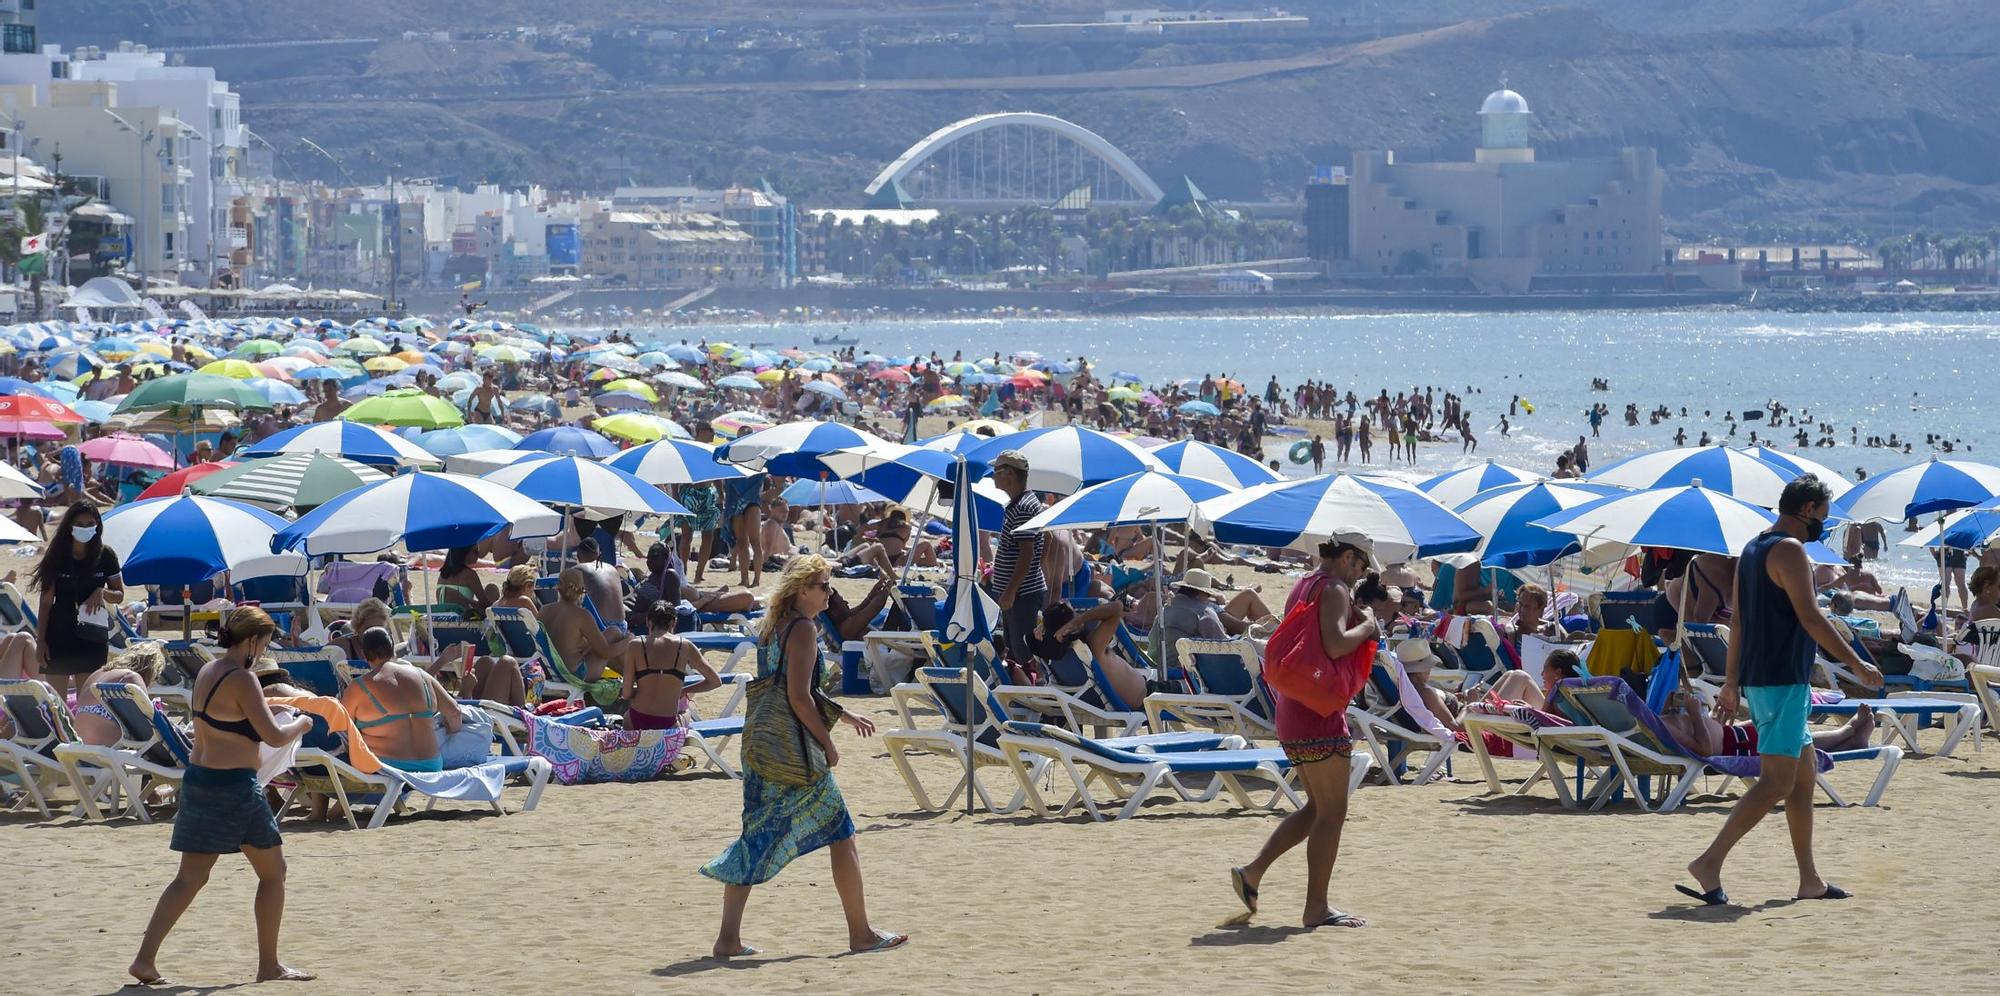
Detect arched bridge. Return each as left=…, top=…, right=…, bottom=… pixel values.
left=864, top=112, right=1164, bottom=209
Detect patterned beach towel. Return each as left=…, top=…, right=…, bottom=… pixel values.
left=511, top=706, right=688, bottom=784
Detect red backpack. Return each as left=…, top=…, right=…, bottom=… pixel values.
left=1263, top=576, right=1375, bottom=717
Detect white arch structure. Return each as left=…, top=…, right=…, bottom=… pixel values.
left=865, top=112, right=1165, bottom=206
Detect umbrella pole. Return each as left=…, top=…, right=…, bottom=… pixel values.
left=1936, top=512, right=1953, bottom=646
left=1152, top=523, right=1166, bottom=684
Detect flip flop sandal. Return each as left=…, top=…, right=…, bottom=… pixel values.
left=853, top=933, right=909, bottom=954
left=711, top=946, right=762, bottom=959
left=125, top=977, right=174, bottom=988
left=1230, top=867, right=1258, bottom=914
left=1313, top=910, right=1366, bottom=929
left=1797, top=884, right=1852, bottom=901
left=1676, top=884, right=1731, bottom=906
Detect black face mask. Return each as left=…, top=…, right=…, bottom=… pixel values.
left=1802, top=516, right=1827, bottom=543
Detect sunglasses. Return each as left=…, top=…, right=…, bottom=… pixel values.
left=806, top=579, right=831, bottom=591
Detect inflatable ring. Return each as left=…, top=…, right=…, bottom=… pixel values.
left=1288, top=440, right=1313, bottom=465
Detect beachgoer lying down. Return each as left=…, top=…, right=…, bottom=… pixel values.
left=1660, top=691, right=1874, bottom=757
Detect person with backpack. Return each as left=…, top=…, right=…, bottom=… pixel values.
left=1229, top=531, right=1382, bottom=930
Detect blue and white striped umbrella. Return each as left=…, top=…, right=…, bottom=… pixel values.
left=1149, top=440, right=1280, bottom=488
left=1193, top=472, right=1481, bottom=561
left=1738, top=446, right=1852, bottom=499
left=515, top=425, right=618, bottom=459
left=603, top=439, right=751, bottom=485
left=817, top=444, right=1007, bottom=528
left=717, top=420, right=892, bottom=479
left=962, top=425, right=1165, bottom=496
left=242, top=419, right=440, bottom=468
left=103, top=494, right=306, bottom=585
left=1020, top=471, right=1233, bottom=532
left=1901, top=499, right=2000, bottom=550
left=245, top=378, right=308, bottom=405
left=1586, top=444, right=1798, bottom=507
left=1451, top=481, right=1626, bottom=568
left=1833, top=457, right=2000, bottom=522
left=400, top=424, right=524, bottom=457
left=938, top=454, right=998, bottom=652
left=271, top=471, right=565, bottom=555
left=1532, top=484, right=1849, bottom=563
left=482, top=456, right=688, bottom=516
left=1417, top=459, right=1540, bottom=509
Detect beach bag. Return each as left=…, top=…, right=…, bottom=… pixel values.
left=1262, top=577, right=1374, bottom=717
left=741, top=620, right=845, bottom=785
left=74, top=602, right=114, bottom=646
left=1904, top=644, right=1966, bottom=684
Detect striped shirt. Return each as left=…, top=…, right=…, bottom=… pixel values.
left=993, top=491, right=1048, bottom=596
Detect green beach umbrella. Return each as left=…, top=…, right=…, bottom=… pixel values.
left=340, top=335, right=390, bottom=356
left=230, top=339, right=284, bottom=359
left=190, top=452, right=390, bottom=511
left=113, top=373, right=274, bottom=414
left=342, top=387, right=465, bottom=428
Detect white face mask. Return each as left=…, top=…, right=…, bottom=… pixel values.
left=72, top=525, right=98, bottom=542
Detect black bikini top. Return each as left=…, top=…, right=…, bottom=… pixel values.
left=194, top=665, right=269, bottom=745
left=634, top=636, right=688, bottom=685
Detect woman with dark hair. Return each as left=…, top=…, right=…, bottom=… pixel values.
left=32, top=501, right=124, bottom=702
left=1231, top=531, right=1378, bottom=930
left=129, top=607, right=314, bottom=986
left=437, top=546, right=494, bottom=615
left=618, top=601, right=721, bottom=730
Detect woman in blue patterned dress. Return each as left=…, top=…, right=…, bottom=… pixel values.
left=702, top=554, right=908, bottom=958
left=671, top=481, right=722, bottom=584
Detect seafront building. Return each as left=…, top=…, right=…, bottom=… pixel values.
left=1319, top=82, right=1666, bottom=293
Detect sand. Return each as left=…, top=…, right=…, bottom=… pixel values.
left=7, top=621, right=1998, bottom=995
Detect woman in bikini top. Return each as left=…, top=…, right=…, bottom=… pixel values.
left=337, top=627, right=459, bottom=772
left=620, top=601, right=721, bottom=731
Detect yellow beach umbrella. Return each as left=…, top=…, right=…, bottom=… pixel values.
left=593, top=412, right=682, bottom=444
left=754, top=369, right=786, bottom=384
left=363, top=356, right=410, bottom=374
left=197, top=358, right=261, bottom=380
left=599, top=378, right=659, bottom=402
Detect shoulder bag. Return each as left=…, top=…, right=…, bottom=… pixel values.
left=741, top=618, right=846, bottom=785
left=1262, top=576, right=1375, bottom=717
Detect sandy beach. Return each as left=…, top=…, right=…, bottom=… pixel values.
left=7, top=591, right=1998, bottom=995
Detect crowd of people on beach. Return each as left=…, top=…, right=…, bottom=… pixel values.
left=4, top=313, right=1998, bottom=987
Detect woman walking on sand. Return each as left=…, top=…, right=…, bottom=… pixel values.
left=1230, top=534, right=1379, bottom=930
left=129, top=608, right=314, bottom=986
left=702, top=555, right=907, bottom=958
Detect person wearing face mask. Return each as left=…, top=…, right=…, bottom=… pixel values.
left=1680, top=474, right=1884, bottom=909
left=1230, top=531, right=1379, bottom=932
left=31, top=501, right=125, bottom=703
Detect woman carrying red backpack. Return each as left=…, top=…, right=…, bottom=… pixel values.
left=1230, top=532, right=1382, bottom=930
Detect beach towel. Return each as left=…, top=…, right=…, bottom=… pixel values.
left=269, top=695, right=386, bottom=774
left=510, top=706, right=688, bottom=784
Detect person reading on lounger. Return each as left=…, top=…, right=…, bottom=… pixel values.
left=339, top=627, right=460, bottom=773
left=1483, top=648, right=1588, bottom=712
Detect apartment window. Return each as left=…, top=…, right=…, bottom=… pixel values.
left=161, top=185, right=176, bottom=212
left=2, top=25, right=36, bottom=55
left=164, top=232, right=176, bottom=255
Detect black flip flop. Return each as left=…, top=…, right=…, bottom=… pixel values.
left=1230, top=867, right=1258, bottom=914
left=1797, top=884, right=1852, bottom=900
left=1676, top=883, right=1731, bottom=906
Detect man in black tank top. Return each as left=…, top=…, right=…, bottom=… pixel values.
left=1680, top=475, right=1883, bottom=907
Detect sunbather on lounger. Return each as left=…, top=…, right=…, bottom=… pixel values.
left=541, top=569, right=636, bottom=683
left=1036, top=601, right=1149, bottom=709
left=1660, top=692, right=1874, bottom=758
left=1483, top=648, right=1587, bottom=712
left=73, top=647, right=164, bottom=746
left=339, top=628, right=460, bottom=774
left=618, top=602, right=722, bottom=730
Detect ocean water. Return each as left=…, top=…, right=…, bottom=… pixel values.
left=632, top=309, right=2000, bottom=589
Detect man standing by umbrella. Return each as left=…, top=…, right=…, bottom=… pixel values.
left=990, top=450, right=1046, bottom=682
left=1681, top=474, right=1882, bottom=907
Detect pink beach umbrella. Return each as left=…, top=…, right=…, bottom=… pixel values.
left=78, top=433, right=178, bottom=470
left=0, top=417, right=70, bottom=441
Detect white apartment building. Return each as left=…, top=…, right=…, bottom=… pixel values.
left=0, top=79, right=193, bottom=282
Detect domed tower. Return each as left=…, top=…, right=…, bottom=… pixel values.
left=1476, top=76, right=1534, bottom=164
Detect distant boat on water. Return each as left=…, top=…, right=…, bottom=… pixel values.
left=812, top=333, right=860, bottom=346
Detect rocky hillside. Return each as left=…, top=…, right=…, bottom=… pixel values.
left=43, top=2, right=2000, bottom=236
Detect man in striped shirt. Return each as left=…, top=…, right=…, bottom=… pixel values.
left=990, top=450, right=1047, bottom=673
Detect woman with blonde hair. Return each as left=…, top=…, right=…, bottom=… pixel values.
left=702, top=554, right=906, bottom=959
left=330, top=598, right=393, bottom=661
left=73, top=644, right=166, bottom=746
left=130, top=607, right=314, bottom=985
